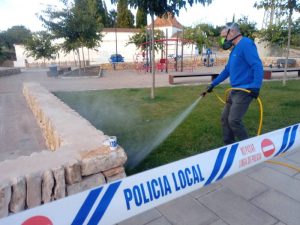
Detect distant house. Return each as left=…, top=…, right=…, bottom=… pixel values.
left=149, top=13, right=183, bottom=38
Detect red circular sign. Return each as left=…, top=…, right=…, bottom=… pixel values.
left=261, top=139, right=275, bottom=157
left=22, top=216, right=53, bottom=225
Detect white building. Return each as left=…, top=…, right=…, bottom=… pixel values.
left=14, top=15, right=197, bottom=68
left=150, top=13, right=183, bottom=38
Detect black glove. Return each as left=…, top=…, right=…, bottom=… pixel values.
left=207, top=84, right=214, bottom=93
left=201, top=84, right=214, bottom=97
left=248, top=88, right=260, bottom=99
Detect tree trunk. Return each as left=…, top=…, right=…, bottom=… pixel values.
left=77, top=48, right=82, bottom=76
left=151, top=14, right=155, bottom=99
left=283, top=9, right=293, bottom=86
left=73, top=51, right=77, bottom=67
left=81, top=47, right=86, bottom=72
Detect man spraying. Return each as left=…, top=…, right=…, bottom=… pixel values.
left=202, top=22, right=263, bottom=145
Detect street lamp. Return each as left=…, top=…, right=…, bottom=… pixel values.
left=114, top=14, right=118, bottom=70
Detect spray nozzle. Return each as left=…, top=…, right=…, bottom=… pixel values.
left=200, top=91, right=207, bottom=97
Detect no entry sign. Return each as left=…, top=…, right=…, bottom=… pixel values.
left=261, top=139, right=276, bottom=157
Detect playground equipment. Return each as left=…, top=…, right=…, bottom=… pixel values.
left=201, top=48, right=217, bottom=67
left=134, top=37, right=198, bottom=74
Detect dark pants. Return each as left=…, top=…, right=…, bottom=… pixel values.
left=221, top=90, right=254, bottom=144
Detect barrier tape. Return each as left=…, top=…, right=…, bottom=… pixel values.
left=0, top=123, right=299, bottom=225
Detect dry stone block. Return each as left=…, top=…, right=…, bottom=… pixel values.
left=9, top=177, right=26, bottom=213
left=53, top=167, right=65, bottom=200
left=0, top=183, right=11, bottom=218
left=103, top=166, right=125, bottom=178
left=103, top=166, right=126, bottom=183
left=67, top=173, right=106, bottom=196
left=65, top=161, right=82, bottom=185
left=42, top=170, right=54, bottom=204
left=26, top=172, right=42, bottom=209
left=106, top=171, right=126, bottom=183
left=80, top=147, right=127, bottom=176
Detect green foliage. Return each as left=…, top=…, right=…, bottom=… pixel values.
left=106, top=9, right=117, bottom=27
left=255, top=0, right=300, bottom=46
left=5, top=26, right=32, bottom=45
left=290, top=17, right=300, bottom=47
left=0, top=26, right=32, bottom=63
left=257, top=17, right=299, bottom=47
left=0, top=32, right=13, bottom=62
left=116, top=0, right=135, bottom=28
left=183, top=23, right=219, bottom=52
left=24, top=31, right=58, bottom=61
left=94, top=0, right=110, bottom=27
left=127, top=27, right=165, bottom=51
left=0, top=45, right=14, bottom=63
left=112, top=0, right=213, bottom=17
left=40, top=0, right=104, bottom=53
left=237, top=16, right=258, bottom=40
left=254, top=0, right=300, bottom=15
left=136, top=7, right=148, bottom=28
left=260, top=21, right=289, bottom=46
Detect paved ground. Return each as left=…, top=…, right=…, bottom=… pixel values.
left=0, top=68, right=299, bottom=225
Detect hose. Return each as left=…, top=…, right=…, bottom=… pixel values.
left=213, top=88, right=263, bottom=136
left=265, top=160, right=300, bottom=172
left=212, top=88, right=300, bottom=172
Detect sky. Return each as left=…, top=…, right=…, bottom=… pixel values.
left=0, top=0, right=279, bottom=32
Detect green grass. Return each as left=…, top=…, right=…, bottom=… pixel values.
left=54, top=80, right=300, bottom=175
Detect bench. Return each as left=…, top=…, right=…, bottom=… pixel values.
left=275, top=59, right=296, bottom=68
left=58, top=67, right=72, bottom=74
left=169, top=73, right=218, bottom=84
left=263, top=68, right=300, bottom=79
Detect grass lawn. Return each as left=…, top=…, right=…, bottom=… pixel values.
left=54, top=79, right=300, bottom=175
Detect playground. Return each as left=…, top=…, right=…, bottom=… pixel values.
left=133, top=37, right=221, bottom=74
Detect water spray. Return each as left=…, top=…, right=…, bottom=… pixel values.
left=128, top=95, right=204, bottom=169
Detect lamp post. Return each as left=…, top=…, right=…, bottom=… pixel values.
left=114, top=14, right=118, bottom=70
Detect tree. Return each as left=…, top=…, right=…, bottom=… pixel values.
left=136, top=7, right=147, bottom=28
left=0, top=35, right=15, bottom=63
left=183, top=23, right=219, bottom=52
left=255, top=0, right=300, bottom=86
left=24, top=31, right=58, bottom=64
left=127, top=27, right=165, bottom=51
left=106, top=9, right=117, bottom=27
left=116, top=0, right=135, bottom=28
left=40, top=0, right=104, bottom=69
left=237, top=16, right=258, bottom=40
left=112, top=0, right=214, bottom=99
left=259, top=21, right=288, bottom=45
left=0, top=26, right=32, bottom=64
left=290, top=17, right=300, bottom=47
left=94, top=0, right=109, bottom=27
left=5, top=25, right=32, bottom=45
left=183, top=26, right=207, bottom=53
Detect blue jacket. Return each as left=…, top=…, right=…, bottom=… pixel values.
left=212, top=37, right=263, bottom=89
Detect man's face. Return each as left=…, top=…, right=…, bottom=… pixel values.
left=221, top=28, right=236, bottom=41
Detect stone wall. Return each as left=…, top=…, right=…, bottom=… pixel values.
left=0, top=82, right=127, bottom=218
left=0, top=67, right=21, bottom=77
left=0, top=61, right=14, bottom=67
